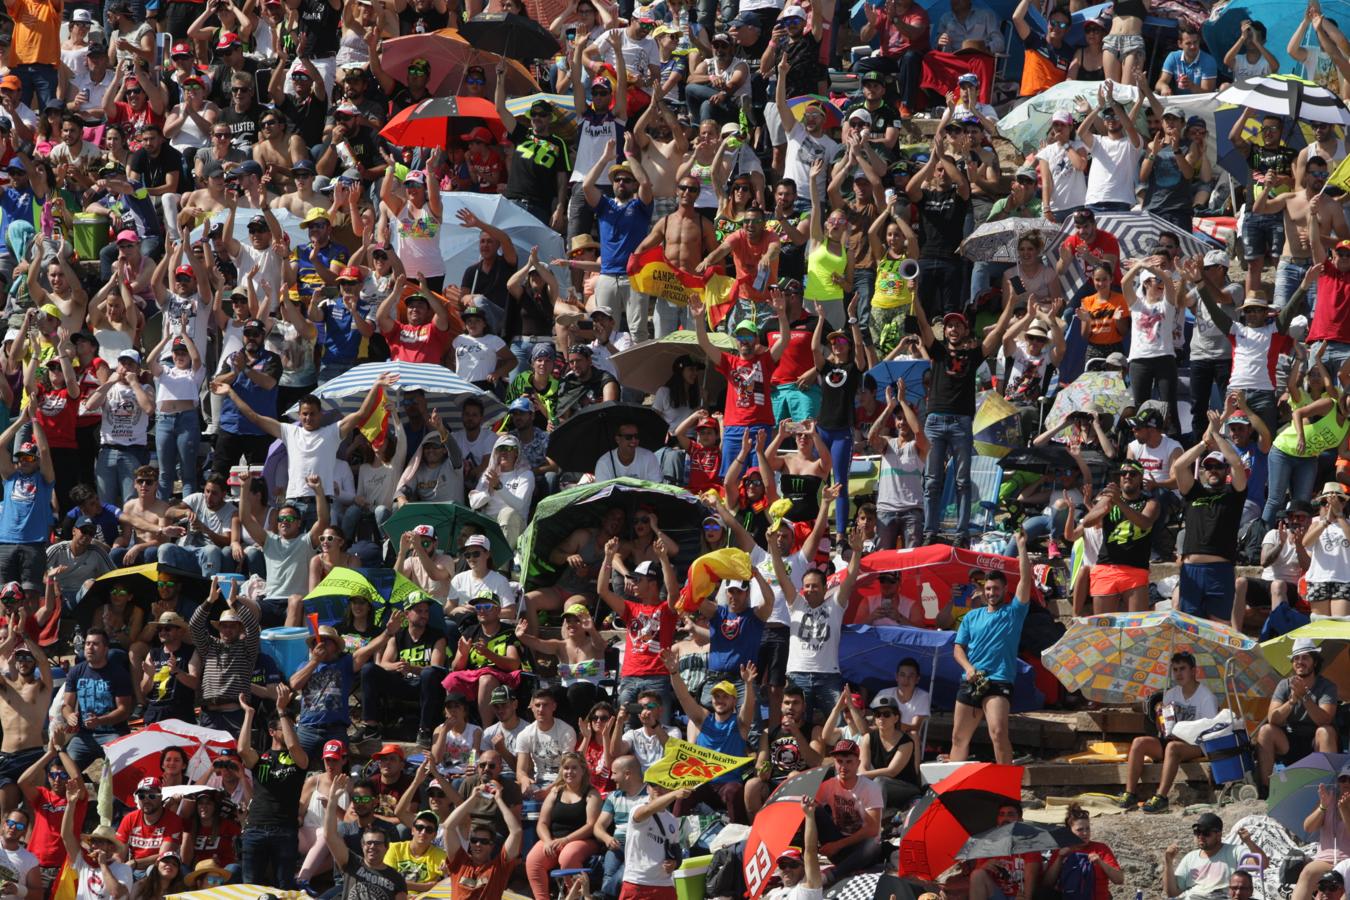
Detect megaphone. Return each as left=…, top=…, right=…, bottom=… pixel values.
left=899, top=259, right=919, bottom=281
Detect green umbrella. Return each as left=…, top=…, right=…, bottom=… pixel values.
left=381, top=502, right=511, bottom=568
left=302, top=566, right=423, bottom=627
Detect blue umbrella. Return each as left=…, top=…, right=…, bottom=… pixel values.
left=436, top=191, right=566, bottom=285
left=300, top=360, right=506, bottom=430
left=867, top=359, right=930, bottom=407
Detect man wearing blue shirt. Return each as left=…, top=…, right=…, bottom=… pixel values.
left=950, top=531, right=1032, bottom=765
left=583, top=138, right=654, bottom=342
left=0, top=152, right=46, bottom=285
left=0, top=414, right=56, bottom=592
left=1158, top=25, right=1218, bottom=95
left=312, top=266, right=376, bottom=381
left=210, top=318, right=282, bottom=478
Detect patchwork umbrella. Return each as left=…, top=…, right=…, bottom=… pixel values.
left=1260, top=620, right=1350, bottom=688
left=742, top=767, right=829, bottom=900
left=957, top=822, right=1078, bottom=860
left=959, top=218, right=1060, bottom=264
left=1042, top=609, right=1279, bottom=705
left=973, top=391, right=1020, bottom=458
left=1047, top=210, right=1215, bottom=298
left=381, top=502, right=511, bottom=568
left=611, top=330, right=736, bottom=395
left=379, top=96, right=506, bottom=148
left=1266, top=752, right=1350, bottom=838
left=1043, top=371, right=1132, bottom=431
left=378, top=29, right=538, bottom=96
left=104, top=719, right=236, bottom=804
left=305, top=361, right=504, bottom=429
left=899, top=763, right=1025, bottom=880
left=1218, top=75, right=1350, bottom=126
left=788, top=95, right=843, bottom=128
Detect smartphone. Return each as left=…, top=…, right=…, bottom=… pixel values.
left=1009, top=275, right=1026, bottom=295
left=565, top=26, right=577, bottom=40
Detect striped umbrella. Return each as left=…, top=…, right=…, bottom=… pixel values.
left=304, top=361, right=506, bottom=430
left=1046, top=209, right=1216, bottom=298
left=504, top=92, right=579, bottom=141
left=787, top=94, right=843, bottom=128
left=1217, top=74, right=1350, bottom=126
left=379, top=96, right=506, bottom=148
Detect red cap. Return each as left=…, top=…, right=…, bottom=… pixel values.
left=174, top=264, right=194, bottom=277
left=695, top=416, right=717, bottom=430
left=337, top=265, right=362, bottom=282
left=182, top=74, right=205, bottom=86
left=778, top=848, right=803, bottom=862
left=830, top=738, right=859, bottom=756
left=460, top=126, right=495, bottom=144
left=215, top=31, right=241, bottom=50
left=136, top=776, right=162, bottom=792
left=1336, top=239, right=1350, bottom=252
left=372, top=744, right=404, bottom=760
left=322, top=740, right=347, bottom=759
left=170, top=41, right=192, bottom=56
left=942, top=311, right=968, bottom=327
left=115, top=229, right=138, bottom=243
left=124, top=76, right=139, bottom=89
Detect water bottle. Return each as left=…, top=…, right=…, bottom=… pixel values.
left=1135, top=891, right=1143, bottom=900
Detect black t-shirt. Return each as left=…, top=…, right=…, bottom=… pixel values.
left=1096, top=496, right=1153, bottom=569
left=296, top=0, right=343, bottom=57
left=917, top=187, right=969, bottom=258
left=817, top=360, right=860, bottom=429
left=784, top=34, right=825, bottom=97
left=206, top=61, right=260, bottom=108
left=461, top=257, right=516, bottom=323
left=246, top=746, right=306, bottom=829
left=842, top=98, right=903, bottom=152
left=341, top=856, right=407, bottom=900
left=766, top=213, right=807, bottom=280
left=145, top=644, right=196, bottom=718
left=1181, top=483, right=1247, bottom=560
left=220, top=106, right=261, bottom=154
left=278, top=93, right=329, bottom=150
left=504, top=122, right=571, bottom=207
left=767, top=724, right=813, bottom=779
left=925, top=339, right=981, bottom=417
left=393, top=627, right=444, bottom=668
left=506, top=284, right=553, bottom=338
left=399, top=4, right=450, bottom=34
left=128, top=145, right=183, bottom=190
left=557, top=368, right=617, bottom=418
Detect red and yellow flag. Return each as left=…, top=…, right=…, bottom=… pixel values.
left=627, top=246, right=737, bottom=327
left=644, top=737, right=753, bottom=790
left=358, top=386, right=389, bottom=451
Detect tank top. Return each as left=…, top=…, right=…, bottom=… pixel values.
left=867, top=730, right=918, bottom=784
left=690, top=161, right=717, bottom=210
left=1274, top=397, right=1350, bottom=458
left=395, top=203, right=445, bottom=279
left=335, top=28, right=370, bottom=67
left=1075, top=48, right=1105, bottom=81
left=873, top=255, right=915, bottom=311
left=549, top=794, right=589, bottom=835
left=780, top=472, right=822, bottom=520
left=93, top=326, right=134, bottom=358
left=1095, top=495, right=1153, bottom=569
left=804, top=241, right=846, bottom=303
left=169, top=108, right=209, bottom=152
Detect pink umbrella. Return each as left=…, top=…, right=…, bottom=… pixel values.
left=104, top=719, right=236, bottom=804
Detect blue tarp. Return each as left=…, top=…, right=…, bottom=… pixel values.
left=839, top=624, right=1045, bottom=711
left=1203, top=0, right=1350, bottom=85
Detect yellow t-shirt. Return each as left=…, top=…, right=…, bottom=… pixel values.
left=385, top=841, right=448, bottom=886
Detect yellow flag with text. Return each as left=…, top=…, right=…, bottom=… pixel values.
left=643, top=737, right=753, bottom=789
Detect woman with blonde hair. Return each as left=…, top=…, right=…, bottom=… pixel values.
left=524, top=751, right=603, bottom=900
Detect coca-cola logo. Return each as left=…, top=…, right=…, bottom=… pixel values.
left=975, top=555, right=1004, bottom=570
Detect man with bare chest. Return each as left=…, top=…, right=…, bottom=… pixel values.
left=119, top=465, right=185, bottom=566
left=251, top=111, right=304, bottom=195
left=0, top=628, right=52, bottom=812
left=632, top=174, right=717, bottom=338
left=1253, top=154, right=1348, bottom=309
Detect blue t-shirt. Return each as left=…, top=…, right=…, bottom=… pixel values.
left=297, top=653, right=354, bottom=726
left=63, top=501, right=121, bottom=545
left=0, top=470, right=54, bottom=544
left=321, top=298, right=375, bottom=364
left=0, top=186, right=35, bottom=239
left=708, top=605, right=764, bottom=674
left=1162, top=50, right=1217, bottom=92
left=218, top=349, right=282, bottom=436
left=695, top=713, right=749, bottom=783
left=293, top=242, right=351, bottom=299
left=595, top=195, right=652, bottom=276
left=954, top=599, right=1030, bottom=684
left=1237, top=441, right=1269, bottom=509
left=64, top=660, right=134, bottom=736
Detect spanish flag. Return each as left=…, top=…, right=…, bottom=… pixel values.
left=644, top=737, right=753, bottom=790
left=676, top=547, right=753, bottom=613
left=627, top=246, right=737, bottom=327
left=358, top=386, right=389, bottom=451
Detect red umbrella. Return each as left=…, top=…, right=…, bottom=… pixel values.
left=898, top=763, right=1024, bottom=881
left=381, top=96, right=506, bottom=148
left=103, top=719, right=238, bottom=805
left=837, top=545, right=1027, bottom=626
left=742, top=767, right=827, bottom=900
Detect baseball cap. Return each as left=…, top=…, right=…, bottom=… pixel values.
left=215, top=31, right=242, bottom=50
left=733, top=320, right=758, bottom=336
left=711, top=31, right=731, bottom=45
left=710, top=680, right=738, bottom=697
left=171, top=41, right=192, bottom=56
left=371, top=744, right=405, bottom=760
left=1162, top=105, right=1185, bottom=120
left=137, top=776, right=162, bottom=792
left=0, top=582, right=23, bottom=601
left=1014, top=165, right=1037, bottom=183
left=860, top=70, right=885, bottom=83
left=337, top=265, right=362, bottom=283
left=848, top=108, right=872, bottom=126
left=695, top=416, right=717, bottom=430
left=1193, top=812, right=1223, bottom=832
left=461, top=126, right=495, bottom=144
left=562, top=603, right=590, bottom=619
left=1202, top=450, right=1229, bottom=466
left=202, top=161, right=225, bottom=179
left=1128, top=408, right=1163, bottom=429
left=778, top=848, right=803, bottom=862
left=114, top=228, right=138, bottom=244
left=464, top=534, right=491, bottom=551
left=943, top=311, right=968, bottom=327
left=1203, top=250, right=1231, bottom=268
left=780, top=4, right=805, bottom=17
left=529, top=99, right=554, bottom=117
left=493, top=434, right=520, bottom=452
left=633, top=560, right=659, bottom=577
left=731, top=11, right=760, bottom=26
left=117, top=349, right=142, bottom=364
left=236, top=160, right=263, bottom=177
left=411, top=523, right=436, bottom=539
left=1051, top=110, right=1075, bottom=126
left=243, top=318, right=265, bottom=333
left=71, top=9, right=93, bottom=22
left=322, top=740, right=347, bottom=759
left=508, top=397, right=533, bottom=413
left=490, top=686, right=515, bottom=704
left=0, top=76, right=20, bottom=92
left=831, top=739, right=860, bottom=756
left=74, top=515, right=98, bottom=532
left=957, top=73, right=980, bottom=86
left=14, top=442, right=36, bottom=458
left=723, top=578, right=750, bottom=590
left=174, top=264, right=194, bottom=278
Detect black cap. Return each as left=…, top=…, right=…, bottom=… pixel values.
left=243, top=318, right=265, bottom=332
left=202, top=160, right=225, bottom=179
left=1127, top=408, right=1163, bottom=429
left=1319, top=871, right=1345, bottom=890
left=1289, top=499, right=1317, bottom=516
left=1193, top=812, right=1223, bottom=832
left=529, top=99, right=553, bottom=116
left=567, top=344, right=593, bottom=357
left=774, top=276, right=803, bottom=293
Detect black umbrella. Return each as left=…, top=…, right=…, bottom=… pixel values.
left=458, top=13, right=560, bottom=61
left=547, top=401, right=670, bottom=474
left=955, top=822, right=1079, bottom=861
left=825, top=873, right=926, bottom=900
left=996, top=444, right=1077, bottom=474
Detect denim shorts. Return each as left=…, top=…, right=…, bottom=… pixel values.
left=1242, top=213, right=1285, bottom=261
left=1103, top=32, right=1145, bottom=61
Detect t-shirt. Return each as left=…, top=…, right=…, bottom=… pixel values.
left=280, top=421, right=341, bottom=499
left=1173, top=842, right=1243, bottom=900
left=1189, top=285, right=1239, bottom=361
left=116, top=809, right=184, bottom=860
left=31, top=787, right=85, bottom=867
left=813, top=775, right=881, bottom=837
left=717, top=350, right=777, bottom=426
left=1036, top=140, right=1087, bottom=212
left=385, top=841, right=448, bottom=886
left=621, top=726, right=679, bottom=771
left=340, top=856, right=407, bottom=900
left=877, top=438, right=923, bottom=514
left=708, top=605, right=764, bottom=673
left=623, top=802, right=680, bottom=887
left=218, top=350, right=282, bottom=436
left=99, top=381, right=150, bottom=447
left=445, top=847, right=517, bottom=900
left=1128, top=293, right=1177, bottom=359
left=916, top=188, right=968, bottom=259
left=64, top=661, right=133, bottom=736
left=786, top=597, right=845, bottom=674
left=783, top=122, right=839, bottom=205
left=516, top=719, right=577, bottom=784
left=872, top=686, right=932, bottom=724
left=248, top=747, right=306, bottom=829
left=1144, top=145, right=1194, bottom=217
left=817, top=361, right=860, bottom=430
left=1181, top=483, right=1247, bottom=560
left=1085, top=135, right=1140, bottom=207
left=1308, top=522, right=1350, bottom=584
left=602, top=787, right=647, bottom=843
left=595, top=195, right=652, bottom=276
left=954, top=600, right=1030, bottom=683
left=452, top=333, right=507, bottom=383
left=1160, top=682, right=1219, bottom=736
left=0, top=843, right=39, bottom=893
left=296, top=652, right=354, bottom=727
left=926, top=339, right=982, bottom=417
left=1229, top=321, right=1289, bottom=392
left=1261, top=529, right=1304, bottom=583
left=0, top=470, right=54, bottom=544
left=1162, top=50, right=1218, bottom=92
left=73, top=855, right=133, bottom=900
left=1096, top=495, right=1154, bottom=568
left=504, top=123, right=571, bottom=207
left=622, top=599, right=677, bottom=677
left=263, top=533, right=313, bottom=599
left=383, top=320, right=452, bottom=365
left=1271, top=675, right=1338, bottom=729
left=1312, top=266, right=1350, bottom=345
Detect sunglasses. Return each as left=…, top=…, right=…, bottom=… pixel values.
left=247, top=224, right=269, bottom=233
left=1049, top=19, right=1069, bottom=27
left=463, top=549, right=484, bottom=559
left=362, top=841, right=387, bottom=848
left=875, top=709, right=896, bottom=718
left=1201, top=462, right=1228, bottom=471
left=468, top=837, right=492, bottom=846
left=111, top=586, right=130, bottom=594
left=47, top=770, right=67, bottom=779
left=413, top=824, right=436, bottom=833
left=231, top=87, right=252, bottom=94
left=702, top=522, right=723, bottom=531
left=780, top=16, right=803, bottom=24
left=136, top=791, right=161, bottom=800
left=277, top=515, right=300, bottom=523
left=778, top=859, right=802, bottom=869
left=619, top=433, right=640, bottom=441
left=136, top=477, right=155, bottom=485
left=677, top=184, right=700, bottom=193
left=641, top=701, right=660, bottom=710
left=0, top=821, right=23, bottom=833
left=125, top=88, right=143, bottom=96
left=465, top=77, right=486, bottom=85
left=473, top=603, right=498, bottom=613
left=353, top=795, right=376, bottom=803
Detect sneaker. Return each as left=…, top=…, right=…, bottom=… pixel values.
left=417, top=728, right=434, bottom=748
left=349, top=722, right=379, bottom=743
left=1141, top=795, right=1169, bottom=814
left=1115, top=791, right=1137, bottom=809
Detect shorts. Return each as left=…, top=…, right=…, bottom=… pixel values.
left=619, top=884, right=677, bottom=900
left=1242, top=213, right=1285, bottom=262
left=1178, top=561, right=1236, bottom=621
left=1283, top=722, right=1319, bottom=761
left=1102, top=33, right=1145, bottom=61
left=1243, top=578, right=1300, bottom=608
left=956, top=678, right=1014, bottom=707
left=0, top=746, right=43, bottom=787
left=757, top=624, right=790, bottom=687
left=1307, top=581, right=1350, bottom=603
left=1090, top=563, right=1149, bottom=595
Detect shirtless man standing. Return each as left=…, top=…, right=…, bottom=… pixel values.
left=276, top=161, right=330, bottom=218
left=251, top=110, right=305, bottom=195
left=1252, top=153, right=1348, bottom=310
left=632, top=99, right=686, bottom=217
left=0, top=628, right=53, bottom=813
left=631, top=172, right=717, bottom=339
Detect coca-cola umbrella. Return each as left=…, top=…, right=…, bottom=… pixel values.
left=104, top=719, right=238, bottom=805
left=380, top=96, right=506, bottom=148
left=839, top=545, right=1027, bottom=627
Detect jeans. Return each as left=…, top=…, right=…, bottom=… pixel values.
left=922, top=413, right=973, bottom=539
left=1188, top=357, right=1231, bottom=442
left=1274, top=257, right=1316, bottom=310
left=1244, top=388, right=1279, bottom=439
left=13, top=63, right=56, bottom=109
left=601, top=847, right=625, bottom=900
left=970, top=261, right=1011, bottom=306
left=157, top=542, right=228, bottom=577
left=241, top=826, right=300, bottom=890
left=156, top=410, right=201, bottom=501
left=786, top=671, right=843, bottom=723
left=359, top=661, right=447, bottom=731
left=96, top=445, right=149, bottom=507
left=685, top=82, right=740, bottom=125
left=66, top=729, right=122, bottom=770
left=652, top=299, right=690, bottom=338
left=720, top=423, right=773, bottom=476
left=1023, top=505, right=1069, bottom=542
left=340, top=502, right=392, bottom=543
left=918, top=257, right=963, bottom=315
left=0, top=544, right=45, bottom=591
left=853, top=268, right=876, bottom=332
left=1263, top=447, right=1321, bottom=524
left=771, top=384, right=821, bottom=422
left=1320, top=341, right=1350, bottom=375
left=295, top=721, right=350, bottom=764
left=616, top=674, right=673, bottom=727
left=1129, top=356, right=1180, bottom=437
left=818, top=424, right=853, bottom=535
left=878, top=507, right=923, bottom=549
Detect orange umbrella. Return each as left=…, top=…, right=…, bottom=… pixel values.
left=379, top=29, right=539, bottom=96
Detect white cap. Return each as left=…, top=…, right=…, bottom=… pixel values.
left=463, top=534, right=490, bottom=550
left=848, top=108, right=873, bottom=126
left=1203, top=250, right=1231, bottom=269
left=780, top=5, right=806, bottom=17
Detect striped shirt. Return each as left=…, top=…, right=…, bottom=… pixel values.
left=189, top=601, right=259, bottom=704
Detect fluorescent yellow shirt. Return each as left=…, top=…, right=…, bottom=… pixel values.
left=385, top=841, right=448, bottom=886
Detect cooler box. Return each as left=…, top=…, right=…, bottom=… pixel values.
left=72, top=214, right=110, bottom=260
left=674, top=854, right=713, bottom=900
left=1201, top=729, right=1254, bottom=785
left=260, top=626, right=311, bottom=679
left=521, top=800, right=542, bottom=856
left=215, top=573, right=246, bottom=601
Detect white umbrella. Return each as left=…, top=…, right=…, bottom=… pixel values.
left=297, top=360, right=506, bottom=430
left=1218, top=74, right=1350, bottom=126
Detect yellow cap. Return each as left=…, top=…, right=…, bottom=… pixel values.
left=711, top=680, right=738, bottom=697
left=562, top=603, right=590, bottom=619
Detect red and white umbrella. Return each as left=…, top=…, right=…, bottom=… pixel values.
left=104, top=720, right=236, bottom=803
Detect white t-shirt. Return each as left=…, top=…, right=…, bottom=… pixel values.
left=453, top=429, right=498, bottom=473
left=1037, top=139, right=1087, bottom=212
left=623, top=803, right=680, bottom=887
left=73, top=856, right=133, bottom=900
left=1229, top=321, right=1279, bottom=392
left=436, top=722, right=483, bottom=775
left=571, top=110, right=624, bottom=185
left=1160, top=682, right=1219, bottom=737
left=784, top=122, right=840, bottom=205
left=1308, top=523, right=1350, bottom=584
left=1127, top=292, right=1177, bottom=359
left=1128, top=435, right=1183, bottom=494
left=813, top=775, right=882, bottom=837
left=785, top=596, right=845, bottom=674
left=0, top=844, right=38, bottom=890
left=1232, top=53, right=1272, bottom=81
left=621, top=726, right=680, bottom=771
left=594, top=447, right=663, bottom=482
left=480, top=717, right=528, bottom=755
left=453, top=333, right=507, bottom=383
left=99, top=381, right=150, bottom=447
left=596, top=28, right=660, bottom=86
left=516, top=719, right=578, bottom=784
left=70, top=65, right=113, bottom=117
left=747, top=547, right=808, bottom=626
left=279, top=421, right=342, bottom=499
left=871, top=686, right=932, bottom=725
left=1261, top=529, right=1305, bottom=584
left=161, top=291, right=210, bottom=355
left=1084, top=134, right=1140, bottom=207
left=448, top=569, right=515, bottom=609
left=234, top=241, right=284, bottom=303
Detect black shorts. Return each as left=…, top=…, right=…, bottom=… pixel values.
left=956, top=678, right=1014, bottom=708
left=1243, top=578, right=1300, bottom=609
left=0, top=746, right=43, bottom=788
left=1283, top=723, right=1319, bottom=762
left=757, top=625, right=790, bottom=687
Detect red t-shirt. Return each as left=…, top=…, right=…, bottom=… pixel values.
left=109, top=102, right=166, bottom=150
left=383, top=320, right=452, bottom=364
left=717, top=350, right=777, bottom=426
left=769, top=319, right=816, bottom=386
left=621, top=598, right=677, bottom=677
left=116, top=808, right=184, bottom=860
left=688, top=443, right=721, bottom=494
left=33, top=384, right=78, bottom=449
left=727, top=230, right=779, bottom=303
left=31, top=787, right=85, bottom=867
left=191, top=819, right=241, bottom=867
left=1062, top=230, right=1122, bottom=282
left=1312, top=265, right=1350, bottom=345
